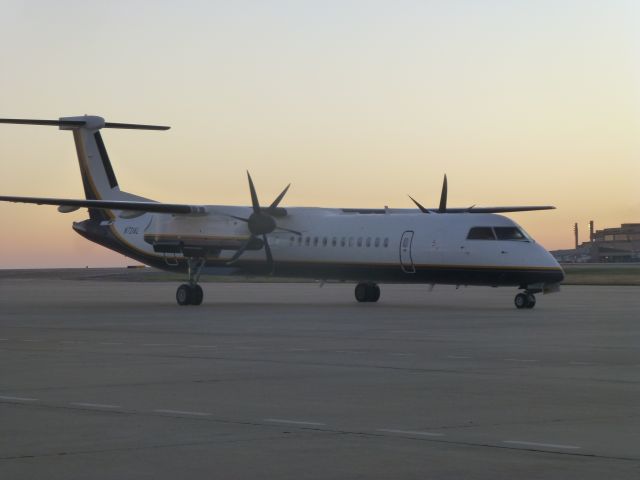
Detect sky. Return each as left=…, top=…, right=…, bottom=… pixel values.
left=0, top=0, right=638, bottom=268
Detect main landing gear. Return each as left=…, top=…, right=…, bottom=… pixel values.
left=514, top=292, right=536, bottom=309
left=355, top=282, right=380, bottom=303
left=176, top=258, right=206, bottom=306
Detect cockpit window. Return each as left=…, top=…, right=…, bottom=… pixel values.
left=494, top=227, right=527, bottom=241
left=467, top=226, right=530, bottom=241
left=467, top=227, right=496, bottom=240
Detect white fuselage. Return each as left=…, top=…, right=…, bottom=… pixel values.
left=91, top=205, right=562, bottom=287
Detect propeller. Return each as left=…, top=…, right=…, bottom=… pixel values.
left=408, top=175, right=554, bottom=214
left=227, top=172, right=301, bottom=271
left=408, top=174, right=448, bottom=214
left=438, top=174, right=447, bottom=213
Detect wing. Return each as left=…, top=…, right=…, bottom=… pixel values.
left=448, top=206, right=555, bottom=213
left=0, top=196, right=206, bottom=215
left=343, top=206, right=555, bottom=214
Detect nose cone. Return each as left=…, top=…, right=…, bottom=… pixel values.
left=557, top=263, right=566, bottom=283
left=540, top=245, right=565, bottom=283
left=550, top=263, right=565, bottom=284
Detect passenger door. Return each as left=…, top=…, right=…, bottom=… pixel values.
left=400, top=230, right=415, bottom=273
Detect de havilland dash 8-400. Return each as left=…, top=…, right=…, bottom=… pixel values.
left=0, top=116, right=564, bottom=308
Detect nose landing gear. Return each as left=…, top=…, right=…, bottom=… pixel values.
left=355, top=282, right=381, bottom=303
left=176, top=258, right=206, bottom=306
left=514, top=292, right=536, bottom=309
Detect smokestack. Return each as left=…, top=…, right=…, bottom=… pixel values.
left=574, top=222, right=579, bottom=249
left=589, top=220, right=594, bottom=242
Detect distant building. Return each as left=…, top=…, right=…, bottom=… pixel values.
left=551, top=245, right=592, bottom=263
left=551, top=222, right=640, bottom=263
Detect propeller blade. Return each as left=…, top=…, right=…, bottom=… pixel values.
left=408, top=195, right=430, bottom=214
left=276, top=226, right=302, bottom=235
left=262, top=234, right=274, bottom=272
left=247, top=171, right=261, bottom=215
left=438, top=174, right=448, bottom=213
left=269, top=183, right=291, bottom=210
left=227, top=235, right=255, bottom=264
left=228, top=215, right=249, bottom=222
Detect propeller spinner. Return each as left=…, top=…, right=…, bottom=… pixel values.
left=227, top=172, right=300, bottom=271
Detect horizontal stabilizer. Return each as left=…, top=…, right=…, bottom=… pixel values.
left=0, top=118, right=169, bottom=130
left=0, top=118, right=85, bottom=127
left=103, top=122, right=170, bottom=130
left=0, top=196, right=205, bottom=215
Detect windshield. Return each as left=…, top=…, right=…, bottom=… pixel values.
left=467, top=226, right=530, bottom=241
left=494, top=227, right=527, bottom=241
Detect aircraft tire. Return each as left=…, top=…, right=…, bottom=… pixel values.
left=355, top=283, right=368, bottom=302
left=525, top=293, right=536, bottom=309
left=176, top=284, right=191, bottom=306
left=369, top=283, right=381, bottom=302
left=190, top=285, right=204, bottom=306
left=355, top=283, right=380, bottom=302
left=514, top=292, right=528, bottom=309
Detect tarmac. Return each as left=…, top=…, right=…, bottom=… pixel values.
left=1, top=272, right=639, bottom=479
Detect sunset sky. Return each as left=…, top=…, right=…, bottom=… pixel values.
left=0, top=0, right=638, bottom=268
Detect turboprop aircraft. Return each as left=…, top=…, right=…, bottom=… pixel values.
left=0, top=116, right=564, bottom=308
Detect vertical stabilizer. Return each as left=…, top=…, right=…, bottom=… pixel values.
left=59, top=115, right=155, bottom=220
left=60, top=116, right=122, bottom=204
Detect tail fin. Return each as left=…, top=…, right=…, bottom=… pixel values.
left=58, top=116, right=167, bottom=221
left=1, top=116, right=169, bottom=221
left=59, top=116, right=129, bottom=212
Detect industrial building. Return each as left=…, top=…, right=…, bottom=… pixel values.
left=552, top=222, right=640, bottom=263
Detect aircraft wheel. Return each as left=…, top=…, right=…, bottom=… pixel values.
left=355, top=283, right=380, bottom=302
left=525, top=293, right=536, bottom=309
left=190, top=285, right=204, bottom=306
left=514, top=293, right=528, bottom=309
left=176, top=284, right=192, bottom=306
left=369, top=283, right=381, bottom=302
left=355, top=283, right=368, bottom=302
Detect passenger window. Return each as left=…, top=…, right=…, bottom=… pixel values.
left=349, top=237, right=354, bottom=247
left=340, top=237, right=346, bottom=247
left=322, top=237, right=327, bottom=246
left=305, top=237, right=310, bottom=246
left=467, top=227, right=496, bottom=240
left=332, top=237, right=337, bottom=247
left=383, top=238, right=389, bottom=248
left=494, top=227, right=527, bottom=241
left=313, top=237, right=319, bottom=246
left=289, top=236, right=295, bottom=246
left=366, top=237, right=371, bottom=247
left=374, top=237, right=380, bottom=247
left=357, top=237, right=363, bottom=247
left=298, top=236, right=302, bottom=246
left=402, top=237, right=410, bottom=247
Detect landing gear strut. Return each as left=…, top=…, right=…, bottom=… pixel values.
left=514, top=292, right=536, bottom=309
left=177, top=258, right=206, bottom=306
left=355, top=282, right=380, bottom=303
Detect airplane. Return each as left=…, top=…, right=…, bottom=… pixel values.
left=0, top=116, right=564, bottom=308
